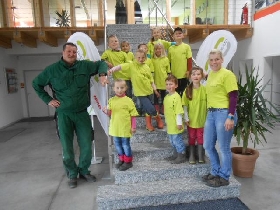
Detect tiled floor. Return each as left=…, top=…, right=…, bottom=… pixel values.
left=0, top=117, right=279, bottom=210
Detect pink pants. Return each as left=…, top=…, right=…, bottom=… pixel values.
left=187, top=126, right=204, bottom=145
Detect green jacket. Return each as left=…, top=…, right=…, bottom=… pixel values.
left=32, top=59, right=107, bottom=113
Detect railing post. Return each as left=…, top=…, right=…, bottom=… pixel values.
left=125, top=0, right=135, bottom=24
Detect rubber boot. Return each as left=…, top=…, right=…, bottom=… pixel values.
left=145, top=115, right=154, bottom=131
left=115, top=154, right=124, bottom=169
left=119, top=155, right=133, bottom=171
left=189, top=145, right=196, bottom=164
left=198, top=144, right=205, bottom=163
left=160, top=104, right=164, bottom=115
left=154, top=114, right=164, bottom=129
left=164, top=149, right=178, bottom=161
left=171, top=152, right=186, bottom=164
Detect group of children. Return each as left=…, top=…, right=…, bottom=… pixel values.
left=102, top=27, right=206, bottom=171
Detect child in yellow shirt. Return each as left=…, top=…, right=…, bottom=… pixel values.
left=121, top=41, right=134, bottom=62
left=164, top=75, right=186, bottom=164
left=182, top=67, right=207, bottom=164
left=152, top=42, right=171, bottom=115
left=101, top=35, right=132, bottom=98
left=102, top=79, right=138, bottom=171
left=108, top=49, right=164, bottom=132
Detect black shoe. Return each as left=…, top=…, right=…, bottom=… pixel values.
left=68, top=178, right=77, bottom=188
left=206, top=176, right=229, bottom=187
left=79, top=174, right=97, bottom=183
left=115, top=161, right=124, bottom=169
left=119, top=162, right=133, bottom=171
left=202, top=173, right=217, bottom=182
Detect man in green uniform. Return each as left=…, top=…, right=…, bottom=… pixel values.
left=32, top=42, right=108, bottom=188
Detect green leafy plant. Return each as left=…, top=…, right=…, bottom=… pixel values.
left=234, top=67, right=280, bottom=154
left=55, top=9, right=70, bottom=27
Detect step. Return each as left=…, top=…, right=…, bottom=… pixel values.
left=131, top=128, right=169, bottom=143
left=114, top=160, right=210, bottom=185
left=107, top=24, right=150, bottom=31
left=113, top=142, right=174, bottom=163
left=97, top=176, right=241, bottom=210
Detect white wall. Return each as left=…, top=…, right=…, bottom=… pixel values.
left=0, top=48, right=23, bottom=128
left=233, top=5, right=280, bottom=79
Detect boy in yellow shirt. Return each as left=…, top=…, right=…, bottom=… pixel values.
left=168, top=27, right=193, bottom=96
left=164, top=75, right=186, bottom=164
left=101, top=35, right=132, bottom=98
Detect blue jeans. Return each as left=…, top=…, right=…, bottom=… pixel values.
left=203, top=109, right=237, bottom=180
left=168, top=133, right=186, bottom=154
left=137, top=95, right=157, bottom=116
left=113, top=137, right=132, bottom=157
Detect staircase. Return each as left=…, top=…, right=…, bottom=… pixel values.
left=97, top=117, right=241, bottom=210
left=106, top=24, right=151, bottom=53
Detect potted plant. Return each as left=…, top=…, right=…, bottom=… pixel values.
left=232, top=67, right=280, bottom=177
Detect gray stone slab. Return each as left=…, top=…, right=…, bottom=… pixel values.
left=97, top=176, right=241, bottom=210
left=131, top=128, right=169, bottom=143
left=114, top=160, right=210, bottom=185
left=113, top=142, right=174, bottom=163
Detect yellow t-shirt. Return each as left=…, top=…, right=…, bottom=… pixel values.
left=121, top=61, right=154, bottom=96
left=181, top=85, right=207, bottom=128
left=206, top=68, right=238, bottom=108
left=163, top=92, right=184, bottom=134
left=101, top=49, right=129, bottom=80
left=108, top=96, right=138, bottom=137
left=147, top=39, right=172, bottom=57
left=168, top=43, right=192, bottom=79
left=126, top=52, right=134, bottom=62
left=144, top=58, right=154, bottom=73
left=152, top=57, right=170, bottom=90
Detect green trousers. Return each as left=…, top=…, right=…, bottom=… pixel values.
left=57, top=111, right=92, bottom=178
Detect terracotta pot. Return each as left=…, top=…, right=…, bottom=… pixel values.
left=231, top=147, right=260, bottom=178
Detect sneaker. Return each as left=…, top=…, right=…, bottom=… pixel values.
left=79, top=174, right=97, bottom=183
left=68, top=178, right=77, bottom=188
left=119, top=162, right=133, bottom=171
left=206, top=176, right=229, bottom=187
left=202, top=173, right=217, bottom=182
left=171, top=153, right=186, bottom=164
left=115, top=161, right=124, bottom=169
left=164, top=154, right=177, bottom=161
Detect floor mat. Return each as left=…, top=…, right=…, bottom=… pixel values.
left=131, top=198, right=249, bottom=210
left=0, top=128, right=26, bottom=143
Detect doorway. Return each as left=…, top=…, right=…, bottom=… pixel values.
left=24, top=70, right=55, bottom=117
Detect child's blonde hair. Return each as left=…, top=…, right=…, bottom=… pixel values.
left=185, top=67, right=204, bottom=100
left=114, top=78, right=127, bottom=87
left=153, top=43, right=166, bottom=58
left=135, top=49, right=147, bottom=57
left=209, top=49, right=224, bottom=59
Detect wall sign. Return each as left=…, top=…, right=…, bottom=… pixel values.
left=4, top=68, right=18, bottom=94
